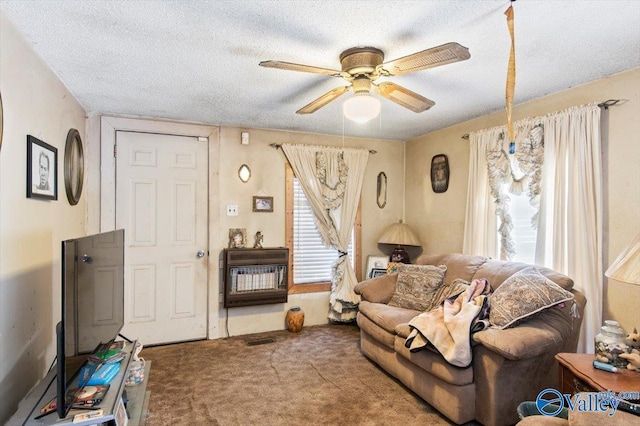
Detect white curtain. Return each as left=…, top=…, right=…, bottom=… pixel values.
left=281, top=143, right=369, bottom=322
left=463, top=129, right=500, bottom=258
left=463, top=103, right=602, bottom=352
left=535, top=103, right=602, bottom=353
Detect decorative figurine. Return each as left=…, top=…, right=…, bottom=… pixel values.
left=253, top=231, right=264, bottom=249
left=620, top=350, right=640, bottom=371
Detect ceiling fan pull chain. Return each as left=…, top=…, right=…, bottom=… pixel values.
left=505, top=3, right=516, bottom=154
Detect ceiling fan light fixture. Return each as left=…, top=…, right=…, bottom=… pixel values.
left=343, top=93, right=381, bottom=123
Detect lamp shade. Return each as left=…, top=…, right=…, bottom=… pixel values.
left=605, top=233, right=640, bottom=285
left=378, top=221, right=421, bottom=247
left=343, top=93, right=381, bottom=123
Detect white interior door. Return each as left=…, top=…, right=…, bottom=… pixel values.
left=115, top=131, right=208, bottom=345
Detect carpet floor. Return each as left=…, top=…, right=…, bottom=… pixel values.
left=139, top=323, right=458, bottom=426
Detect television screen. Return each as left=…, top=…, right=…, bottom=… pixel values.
left=63, top=229, right=125, bottom=356
left=58, top=229, right=125, bottom=417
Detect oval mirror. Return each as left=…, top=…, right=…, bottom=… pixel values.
left=238, top=164, right=251, bottom=183
left=377, top=171, right=387, bottom=208
left=64, top=128, right=85, bottom=205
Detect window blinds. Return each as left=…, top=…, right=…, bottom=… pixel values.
left=293, top=178, right=353, bottom=284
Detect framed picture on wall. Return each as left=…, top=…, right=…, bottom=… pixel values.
left=430, top=154, right=449, bottom=193
left=228, top=228, right=247, bottom=248
left=27, top=135, right=58, bottom=200
left=253, top=196, right=273, bottom=212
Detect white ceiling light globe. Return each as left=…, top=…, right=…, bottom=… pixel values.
left=343, top=94, right=381, bottom=123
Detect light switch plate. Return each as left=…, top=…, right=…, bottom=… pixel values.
left=226, top=205, right=238, bottom=216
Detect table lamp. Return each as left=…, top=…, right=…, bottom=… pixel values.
left=378, top=220, right=421, bottom=263
left=605, top=233, right=640, bottom=285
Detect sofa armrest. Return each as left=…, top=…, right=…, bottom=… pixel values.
left=474, top=289, right=586, bottom=360
left=354, top=274, right=397, bottom=304
left=473, top=322, right=564, bottom=360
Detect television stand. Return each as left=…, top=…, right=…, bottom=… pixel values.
left=8, top=340, right=151, bottom=425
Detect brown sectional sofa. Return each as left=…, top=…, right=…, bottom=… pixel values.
left=354, top=253, right=586, bottom=426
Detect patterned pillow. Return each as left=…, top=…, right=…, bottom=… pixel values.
left=489, top=266, right=574, bottom=329
left=387, top=264, right=447, bottom=311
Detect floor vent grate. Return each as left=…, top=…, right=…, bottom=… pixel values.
left=246, top=337, right=276, bottom=346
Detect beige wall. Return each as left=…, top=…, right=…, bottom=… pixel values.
left=216, top=127, right=404, bottom=335
left=405, top=67, right=640, bottom=333
left=0, top=12, right=87, bottom=422
left=83, top=118, right=404, bottom=338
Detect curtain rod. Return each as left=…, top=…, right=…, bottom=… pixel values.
left=460, top=99, right=621, bottom=140
left=269, top=143, right=377, bottom=154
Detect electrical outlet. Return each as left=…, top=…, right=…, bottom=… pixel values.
left=226, top=205, right=238, bottom=216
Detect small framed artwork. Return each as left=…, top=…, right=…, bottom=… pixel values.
left=366, top=255, right=389, bottom=279
left=228, top=228, right=247, bottom=248
left=430, top=154, right=449, bottom=193
left=253, top=196, right=273, bottom=212
left=370, top=268, right=387, bottom=278
left=27, top=135, right=58, bottom=200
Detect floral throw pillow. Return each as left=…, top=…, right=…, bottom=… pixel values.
left=387, top=264, right=447, bottom=312
left=489, top=266, right=575, bottom=329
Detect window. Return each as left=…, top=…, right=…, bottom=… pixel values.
left=285, top=164, right=361, bottom=294
left=500, top=185, right=537, bottom=264
left=497, top=155, right=538, bottom=264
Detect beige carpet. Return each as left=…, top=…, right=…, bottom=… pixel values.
left=139, top=323, right=457, bottom=426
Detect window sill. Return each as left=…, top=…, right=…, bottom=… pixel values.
left=288, top=282, right=331, bottom=294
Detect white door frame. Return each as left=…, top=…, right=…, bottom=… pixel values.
left=99, top=115, right=221, bottom=339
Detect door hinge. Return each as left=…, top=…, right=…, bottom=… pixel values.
left=113, top=144, right=117, bottom=157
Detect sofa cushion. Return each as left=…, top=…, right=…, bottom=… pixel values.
left=472, top=259, right=574, bottom=291
left=388, top=264, right=447, bottom=311
left=415, top=253, right=488, bottom=286
left=489, top=267, right=575, bottom=329
left=354, top=273, right=398, bottom=304
left=394, top=328, right=474, bottom=386
left=358, top=301, right=419, bottom=335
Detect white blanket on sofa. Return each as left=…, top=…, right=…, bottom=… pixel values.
left=404, top=278, right=491, bottom=367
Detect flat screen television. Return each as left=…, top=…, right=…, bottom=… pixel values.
left=56, top=229, right=125, bottom=418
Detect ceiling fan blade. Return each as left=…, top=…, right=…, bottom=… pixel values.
left=296, top=86, right=350, bottom=114
left=378, top=42, right=470, bottom=76
left=260, top=60, right=341, bottom=76
left=374, top=82, right=435, bottom=113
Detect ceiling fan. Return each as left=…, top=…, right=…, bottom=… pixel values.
left=259, top=42, right=470, bottom=117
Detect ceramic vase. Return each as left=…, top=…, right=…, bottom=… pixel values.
left=286, top=306, right=304, bottom=333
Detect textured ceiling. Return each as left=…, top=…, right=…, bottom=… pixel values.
left=2, top=0, right=639, bottom=141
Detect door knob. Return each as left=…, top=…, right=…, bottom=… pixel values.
left=197, top=250, right=206, bottom=258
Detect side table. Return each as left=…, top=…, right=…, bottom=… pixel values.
left=555, top=353, right=640, bottom=399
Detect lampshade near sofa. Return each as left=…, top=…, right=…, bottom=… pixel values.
left=378, top=220, right=421, bottom=263
left=605, top=233, right=640, bottom=285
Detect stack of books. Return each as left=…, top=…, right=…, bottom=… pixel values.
left=89, top=341, right=126, bottom=364
left=83, top=362, right=121, bottom=386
